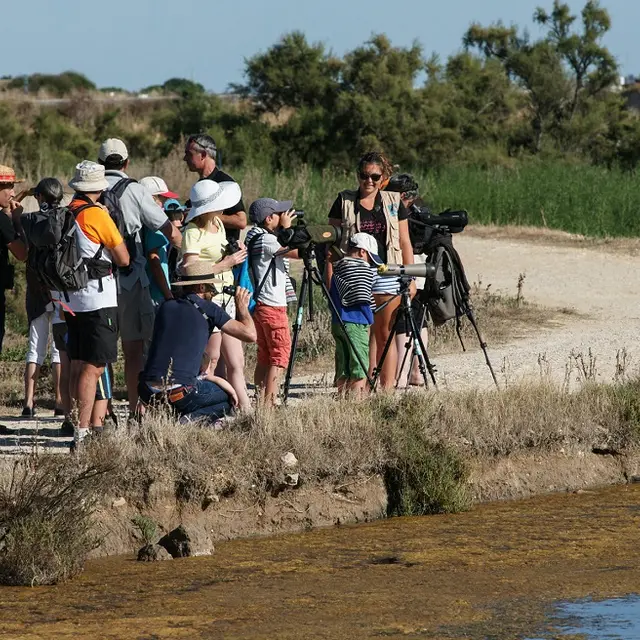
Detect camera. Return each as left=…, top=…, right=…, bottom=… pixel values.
left=224, top=239, right=241, bottom=256
left=409, top=206, right=468, bottom=255
left=294, top=210, right=305, bottom=219
left=277, top=218, right=342, bottom=252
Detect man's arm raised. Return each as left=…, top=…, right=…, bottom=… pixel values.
left=220, top=287, right=257, bottom=343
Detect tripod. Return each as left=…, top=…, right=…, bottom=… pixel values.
left=282, top=244, right=374, bottom=403
left=372, top=277, right=437, bottom=391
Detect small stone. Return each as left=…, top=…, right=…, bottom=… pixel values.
left=281, top=452, right=298, bottom=469
left=112, top=497, right=127, bottom=508
left=137, top=544, right=172, bottom=562
left=158, top=525, right=214, bottom=558
left=284, top=472, right=299, bottom=487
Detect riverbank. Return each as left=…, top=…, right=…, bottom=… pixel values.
left=4, top=481, right=640, bottom=639
left=3, top=380, right=640, bottom=580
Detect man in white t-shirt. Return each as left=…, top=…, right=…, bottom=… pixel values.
left=245, top=198, right=299, bottom=405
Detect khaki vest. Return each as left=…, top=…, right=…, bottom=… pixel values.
left=337, top=189, right=403, bottom=265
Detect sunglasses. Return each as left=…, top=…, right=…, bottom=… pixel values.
left=359, top=172, right=383, bottom=183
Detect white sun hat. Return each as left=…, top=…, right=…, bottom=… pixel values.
left=185, top=180, right=242, bottom=224
left=68, top=160, right=109, bottom=193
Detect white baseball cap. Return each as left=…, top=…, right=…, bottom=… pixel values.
left=140, top=176, right=179, bottom=199
left=98, top=138, right=128, bottom=162
left=349, top=232, right=383, bottom=265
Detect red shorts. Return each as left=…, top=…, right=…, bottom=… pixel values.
left=254, top=303, right=291, bottom=368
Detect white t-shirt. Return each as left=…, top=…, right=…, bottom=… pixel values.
left=246, top=228, right=288, bottom=307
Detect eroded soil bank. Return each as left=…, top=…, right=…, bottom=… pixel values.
left=96, top=446, right=640, bottom=557
left=3, top=481, right=640, bottom=639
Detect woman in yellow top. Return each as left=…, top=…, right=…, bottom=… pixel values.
left=180, top=180, right=250, bottom=410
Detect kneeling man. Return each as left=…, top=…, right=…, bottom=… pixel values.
left=139, top=262, right=256, bottom=422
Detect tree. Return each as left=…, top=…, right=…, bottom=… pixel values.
left=534, top=0, right=617, bottom=120
left=464, top=1, right=618, bottom=153
left=232, top=31, right=341, bottom=114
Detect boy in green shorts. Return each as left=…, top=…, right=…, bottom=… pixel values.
left=329, top=232, right=379, bottom=395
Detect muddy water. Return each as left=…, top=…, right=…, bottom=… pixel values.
left=2, top=485, right=640, bottom=639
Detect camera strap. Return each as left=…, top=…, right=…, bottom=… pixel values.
left=247, top=231, right=277, bottom=304
left=186, top=296, right=217, bottom=335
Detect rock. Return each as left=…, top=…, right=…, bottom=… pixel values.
left=281, top=452, right=298, bottom=469
left=112, top=497, right=127, bottom=508
left=284, top=472, right=299, bottom=487
left=158, top=525, right=214, bottom=558
left=137, top=544, right=172, bottom=562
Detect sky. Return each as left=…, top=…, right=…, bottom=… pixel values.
left=3, top=0, right=639, bottom=92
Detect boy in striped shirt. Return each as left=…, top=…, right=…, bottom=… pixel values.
left=330, top=233, right=380, bottom=395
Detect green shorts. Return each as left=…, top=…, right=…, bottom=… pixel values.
left=332, top=323, right=369, bottom=381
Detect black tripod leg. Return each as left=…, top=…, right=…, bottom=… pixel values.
left=310, top=268, right=374, bottom=391
left=464, top=304, right=499, bottom=388
left=372, top=309, right=405, bottom=392
left=283, top=269, right=310, bottom=403
left=407, top=305, right=437, bottom=389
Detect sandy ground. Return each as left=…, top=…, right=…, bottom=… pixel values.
left=433, top=232, right=640, bottom=390
left=291, top=229, right=640, bottom=393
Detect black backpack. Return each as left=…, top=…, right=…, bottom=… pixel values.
left=23, top=204, right=92, bottom=299
left=100, top=177, right=138, bottom=264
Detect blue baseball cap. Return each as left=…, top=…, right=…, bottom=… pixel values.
left=163, top=198, right=186, bottom=214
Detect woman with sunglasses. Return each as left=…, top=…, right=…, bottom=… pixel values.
left=327, top=151, right=415, bottom=389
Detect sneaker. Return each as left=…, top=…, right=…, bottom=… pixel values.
left=70, top=427, right=91, bottom=453
left=21, top=406, right=36, bottom=418
left=60, top=420, right=74, bottom=437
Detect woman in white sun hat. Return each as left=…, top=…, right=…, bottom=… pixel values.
left=179, top=180, right=250, bottom=410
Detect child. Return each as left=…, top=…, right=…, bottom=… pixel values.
left=330, top=233, right=379, bottom=395
left=246, top=197, right=298, bottom=405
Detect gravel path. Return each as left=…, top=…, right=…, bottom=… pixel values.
left=432, top=235, right=640, bottom=391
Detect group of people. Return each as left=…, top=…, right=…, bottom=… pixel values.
left=0, top=136, right=429, bottom=446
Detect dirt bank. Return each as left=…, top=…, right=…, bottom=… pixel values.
left=94, top=446, right=640, bottom=557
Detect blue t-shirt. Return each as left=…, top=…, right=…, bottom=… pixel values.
left=330, top=281, right=374, bottom=326
left=143, top=294, right=231, bottom=386
left=143, top=229, right=170, bottom=304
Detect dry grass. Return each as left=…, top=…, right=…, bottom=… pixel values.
left=0, top=455, right=114, bottom=585
left=81, top=376, right=640, bottom=509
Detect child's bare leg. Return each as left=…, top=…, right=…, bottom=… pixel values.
left=264, top=365, right=284, bottom=405
left=254, top=362, right=268, bottom=398
left=347, top=378, right=366, bottom=396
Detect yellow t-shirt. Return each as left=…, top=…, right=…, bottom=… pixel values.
left=181, top=219, right=234, bottom=304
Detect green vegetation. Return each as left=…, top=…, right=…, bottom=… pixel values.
left=6, top=71, right=95, bottom=96
left=1, top=2, right=638, bottom=175
left=1, top=1, right=638, bottom=237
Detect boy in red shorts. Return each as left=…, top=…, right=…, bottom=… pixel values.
left=246, top=198, right=299, bottom=405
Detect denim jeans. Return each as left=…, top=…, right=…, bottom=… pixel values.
left=139, top=378, right=232, bottom=423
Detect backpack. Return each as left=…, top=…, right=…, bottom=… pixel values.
left=22, top=203, right=103, bottom=299
left=100, top=177, right=138, bottom=263
left=421, top=233, right=471, bottom=328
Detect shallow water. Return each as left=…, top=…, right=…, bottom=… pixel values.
left=2, top=484, right=640, bottom=639
left=530, top=595, right=640, bottom=640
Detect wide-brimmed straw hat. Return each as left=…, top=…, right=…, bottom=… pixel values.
left=172, top=260, right=224, bottom=287
left=185, top=180, right=241, bottom=224
left=0, top=165, right=25, bottom=184
left=68, top=160, right=109, bottom=193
